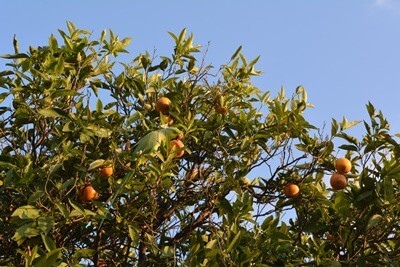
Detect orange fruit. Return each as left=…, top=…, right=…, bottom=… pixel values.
left=79, top=185, right=99, bottom=202
left=283, top=183, right=300, bottom=198
left=215, top=106, right=228, bottom=115
left=330, top=173, right=347, bottom=190
left=165, top=116, right=174, bottom=126
left=335, top=158, right=351, bottom=174
left=156, top=97, right=171, bottom=115
left=100, top=165, right=114, bottom=178
left=169, top=139, right=185, bottom=158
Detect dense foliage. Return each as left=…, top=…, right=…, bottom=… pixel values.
left=0, top=22, right=399, bottom=266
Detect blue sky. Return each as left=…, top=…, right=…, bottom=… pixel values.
left=1, top=0, right=400, bottom=137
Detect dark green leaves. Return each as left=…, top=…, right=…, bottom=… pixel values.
left=333, top=191, right=351, bottom=217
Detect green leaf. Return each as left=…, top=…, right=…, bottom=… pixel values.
left=0, top=161, right=17, bottom=169
left=331, top=118, right=339, bottom=136
left=337, top=132, right=358, bottom=145
left=39, top=108, right=69, bottom=119
left=88, top=159, right=106, bottom=171
left=41, top=234, right=57, bottom=252
left=230, top=45, right=242, bottom=60
left=271, top=231, right=291, bottom=241
left=49, top=35, right=58, bottom=52
left=128, top=224, right=139, bottom=244
left=366, top=101, right=376, bottom=117
left=121, top=37, right=132, bottom=47
left=55, top=56, right=64, bottom=76
left=1, top=53, right=29, bottom=59
left=0, top=70, right=13, bottom=76
left=12, top=205, right=40, bottom=219
left=0, top=92, right=10, bottom=104
left=51, top=89, right=80, bottom=98
left=86, top=124, right=111, bottom=138
left=79, top=132, right=91, bottom=143
left=32, top=248, right=62, bottom=267
left=55, top=203, right=69, bottom=218
left=132, top=130, right=167, bottom=156
left=178, top=28, right=187, bottom=44
left=62, top=122, right=74, bottom=132
left=167, top=31, right=178, bottom=42
left=68, top=199, right=85, bottom=217
left=340, top=116, right=361, bottom=130
left=333, top=191, right=350, bottom=217
left=261, top=215, right=274, bottom=230
left=205, top=239, right=217, bottom=249
left=66, top=21, right=77, bottom=34
left=338, top=144, right=358, bottom=151
left=37, top=217, right=54, bottom=234
left=28, top=191, right=45, bottom=204
left=96, top=98, right=103, bottom=112
left=227, top=230, right=241, bottom=253
left=13, top=222, right=40, bottom=245
left=217, top=197, right=233, bottom=218
left=100, top=29, right=107, bottom=43
left=161, top=246, right=175, bottom=258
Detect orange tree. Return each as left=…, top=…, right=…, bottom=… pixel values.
left=0, top=22, right=399, bottom=266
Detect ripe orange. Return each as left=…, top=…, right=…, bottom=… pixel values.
left=169, top=139, right=185, bottom=158
left=79, top=185, right=99, bottom=202
left=100, top=165, right=114, bottom=178
left=283, top=183, right=300, bottom=198
left=335, top=158, right=351, bottom=174
left=215, top=106, right=228, bottom=115
left=330, top=173, right=347, bottom=190
left=165, top=116, right=174, bottom=126
left=156, top=97, right=171, bottom=115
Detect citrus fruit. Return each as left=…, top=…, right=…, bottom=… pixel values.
left=79, top=185, right=99, bottom=202
left=169, top=139, right=184, bottom=158
left=284, top=183, right=300, bottom=198
left=330, top=173, right=347, bottom=190
left=156, top=97, right=171, bottom=115
left=335, top=158, right=351, bottom=174
left=100, top=165, right=114, bottom=178
left=165, top=115, right=174, bottom=126
left=215, top=106, right=228, bottom=115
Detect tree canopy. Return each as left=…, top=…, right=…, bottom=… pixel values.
left=0, top=22, right=399, bottom=266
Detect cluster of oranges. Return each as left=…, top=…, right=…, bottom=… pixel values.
left=283, top=157, right=352, bottom=198
left=156, top=97, right=185, bottom=158
left=330, top=157, right=351, bottom=190
left=79, top=165, right=114, bottom=202
left=78, top=96, right=353, bottom=203
left=78, top=96, right=189, bottom=203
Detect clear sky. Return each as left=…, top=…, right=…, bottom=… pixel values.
left=1, top=0, right=400, bottom=139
